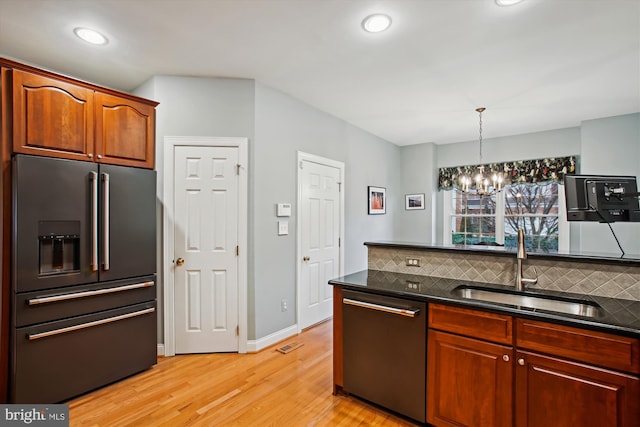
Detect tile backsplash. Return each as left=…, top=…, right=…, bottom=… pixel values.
left=368, top=246, right=640, bottom=302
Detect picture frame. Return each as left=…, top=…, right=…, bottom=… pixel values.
left=405, top=193, right=425, bottom=210
left=368, top=186, right=386, bottom=215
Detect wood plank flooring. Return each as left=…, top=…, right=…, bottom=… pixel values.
left=67, top=320, right=420, bottom=426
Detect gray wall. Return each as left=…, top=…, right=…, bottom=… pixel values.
left=415, top=114, right=639, bottom=255
left=432, top=127, right=582, bottom=246
left=395, top=143, right=437, bottom=242
left=343, top=124, right=402, bottom=273
left=139, top=77, right=400, bottom=342
left=137, top=73, right=639, bottom=344
left=135, top=75, right=256, bottom=342
left=575, top=113, right=640, bottom=254
left=253, top=82, right=400, bottom=339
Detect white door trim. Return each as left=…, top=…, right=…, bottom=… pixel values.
left=296, top=151, right=345, bottom=333
left=164, top=136, right=248, bottom=356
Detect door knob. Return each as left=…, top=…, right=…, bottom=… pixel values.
left=303, top=256, right=310, bottom=262
left=176, top=258, right=185, bottom=266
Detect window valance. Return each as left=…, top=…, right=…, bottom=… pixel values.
left=438, top=155, right=577, bottom=191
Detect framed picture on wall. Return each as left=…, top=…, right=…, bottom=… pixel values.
left=368, top=186, right=386, bottom=215
left=405, top=193, right=425, bottom=210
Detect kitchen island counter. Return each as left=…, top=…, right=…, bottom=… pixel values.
left=365, top=241, right=640, bottom=266
left=329, top=269, right=640, bottom=338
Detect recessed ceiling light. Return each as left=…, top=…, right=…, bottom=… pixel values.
left=362, top=14, right=392, bottom=33
left=73, top=27, right=108, bottom=45
left=495, top=0, right=525, bottom=6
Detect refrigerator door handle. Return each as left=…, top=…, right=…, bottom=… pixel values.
left=90, top=171, right=99, bottom=272
left=102, top=172, right=110, bottom=271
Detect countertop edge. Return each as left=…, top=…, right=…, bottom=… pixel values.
left=330, top=271, right=640, bottom=339
left=364, top=241, right=640, bottom=266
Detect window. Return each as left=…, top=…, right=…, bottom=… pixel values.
left=449, top=191, right=497, bottom=245
left=445, top=182, right=568, bottom=252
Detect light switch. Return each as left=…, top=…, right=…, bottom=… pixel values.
left=278, top=221, right=289, bottom=235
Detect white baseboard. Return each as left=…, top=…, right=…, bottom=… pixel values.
left=157, top=324, right=298, bottom=355
left=246, top=324, right=298, bottom=353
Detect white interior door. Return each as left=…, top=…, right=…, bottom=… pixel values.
left=174, top=145, right=239, bottom=353
left=298, top=156, right=342, bottom=330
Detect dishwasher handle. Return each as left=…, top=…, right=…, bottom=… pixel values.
left=343, top=297, right=420, bottom=318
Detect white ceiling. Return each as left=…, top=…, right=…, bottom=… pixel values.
left=0, top=0, right=638, bottom=146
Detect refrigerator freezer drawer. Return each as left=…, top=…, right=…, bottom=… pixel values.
left=15, top=275, right=156, bottom=327
left=11, top=301, right=157, bottom=403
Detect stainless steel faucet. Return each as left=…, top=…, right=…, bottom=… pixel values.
left=516, top=229, right=538, bottom=291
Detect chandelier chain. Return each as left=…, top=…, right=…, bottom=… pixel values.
left=478, top=108, right=483, bottom=163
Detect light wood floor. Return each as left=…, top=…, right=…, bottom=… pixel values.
left=67, top=320, right=420, bottom=426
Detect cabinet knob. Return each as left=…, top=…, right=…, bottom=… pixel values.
left=518, top=358, right=525, bottom=366
left=502, top=355, right=510, bottom=362
left=176, top=258, right=185, bottom=266
left=88, top=153, right=93, bottom=158
left=97, top=155, right=103, bottom=159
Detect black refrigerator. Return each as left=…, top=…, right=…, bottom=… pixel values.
left=10, top=154, right=157, bottom=403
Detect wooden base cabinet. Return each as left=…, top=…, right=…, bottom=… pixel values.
left=427, top=330, right=513, bottom=427
left=427, top=304, right=640, bottom=427
left=515, top=351, right=640, bottom=427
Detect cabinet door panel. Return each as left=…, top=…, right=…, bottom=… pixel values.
left=13, top=69, right=94, bottom=160
left=516, top=350, right=640, bottom=427
left=95, top=92, right=155, bottom=169
left=427, top=329, right=513, bottom=427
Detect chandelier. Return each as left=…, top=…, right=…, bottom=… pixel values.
left=459, top=107, right=504, bottom=196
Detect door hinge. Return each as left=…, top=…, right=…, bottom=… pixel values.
left=338, top=237, right=341, bottom=248
left=338, top=182, right=342, bottom=192
left=236, top=245, right=239, bottom=256
left=236, top=325, right=239, bottom=336
left=236, top=164, right=241, bottom=175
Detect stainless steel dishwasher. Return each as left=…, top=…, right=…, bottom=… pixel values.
left=342, top=289, right=427, bottom=423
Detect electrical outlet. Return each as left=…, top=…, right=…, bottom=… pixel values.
left=281, top=299, right=288, bottom=312
left=406, top=257, right=421, bottom=267
left=406, top=280, right=421, bottom=291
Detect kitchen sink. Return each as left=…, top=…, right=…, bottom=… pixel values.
left=452, top=286, right=602, bottom=317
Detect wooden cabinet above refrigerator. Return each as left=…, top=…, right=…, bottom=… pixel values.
left=4, top=59, right=158, bottom=169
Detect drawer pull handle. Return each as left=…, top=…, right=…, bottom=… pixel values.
left=27, top=281, right=154, bottom=305
left=27, top=307, right=155, bottom=341
left=343, top=298, right=420, bottom=318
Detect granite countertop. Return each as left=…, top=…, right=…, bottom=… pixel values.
left=364, top=241, right=640, bottom=266
left=329, top=269, right=640, bottom=338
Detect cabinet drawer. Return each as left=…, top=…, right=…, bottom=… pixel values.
left=516, top=318, right=640, bottom=374
left=429, top=303, right=513, bottom=345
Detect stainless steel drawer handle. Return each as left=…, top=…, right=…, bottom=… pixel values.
left=343, top=298, right=420, bottom=318
left=27, top=281, right=155, bottom=306
left=27, top=307, right=155, bottom=341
